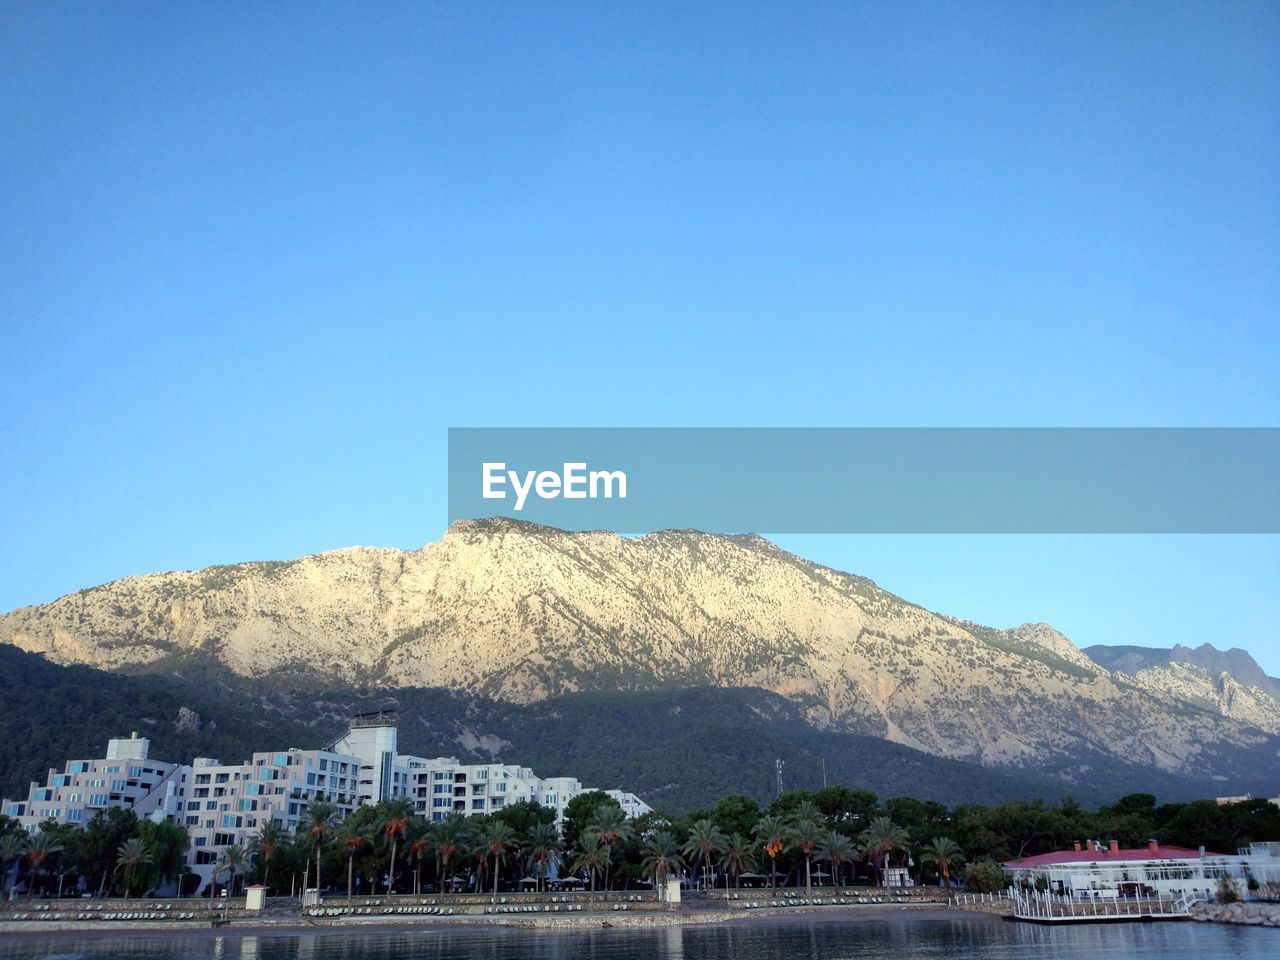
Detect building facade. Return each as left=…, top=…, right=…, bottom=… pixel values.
left=1, top=713, right=651, bottom=894
left=2, top=733, right=187, bottom=832
left=1002, top=839, right=1275, bottom=900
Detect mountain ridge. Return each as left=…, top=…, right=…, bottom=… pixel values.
left=2, top=518, right=1277, bottom=794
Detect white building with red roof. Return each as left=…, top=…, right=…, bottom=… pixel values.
left=1003, top=839, right=1247, bottom=901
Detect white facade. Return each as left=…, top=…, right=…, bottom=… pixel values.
left=2, top=715, right=652, bottom=893
left=1004, top=840, right=1280, bottom=900
left=2, top=733, right=187, bottom=833
left=181, top=747, right=360, bottom=888
left=331, top=710, right=406, bottom=805
left=402, top=757, right=652, bottom=824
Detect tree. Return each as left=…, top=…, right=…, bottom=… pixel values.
left=74, top=808, right=139, bottom=897
left=754, top=814, right=788, bottom=898
left=572, top=834, right=607, bottom=895
left=589, top=805, right=631, bottom=892
left=815, top=786, right=878, bottom=832
left=25, top=832, right=61, bottom=900
left=378, top=796, right=415, bottom=895
left=681, top=819, right=727, bottom=893
left=213, top=844, right=248, bottom=898
left=0, top=834, right=24, bottom=896
left=860, top=816, right=909, bottom=887
left=250, top=822, right=287, bottom=893
left=408, top=822, right=432, bottom=895
left=816, top=830, right=854, bottom=886
left=481, top=821, right=516, bottom=907
left=116, top=837, right=153, bottom=899
left=710, top=795, right=762, bottom=839
left=431, top=813, right=468, bottom=898
left=305, top=800, right=336, bottom=894
left=136, top=820, right=189, bottom=896
left=923, top=837, right=963, bottom=889
left=525, top=822, right=562, bottom=893
left=963, top=858, right=1007, bottom=893
left=562, top=792, right=621, bottom=852
left=493, top=800, right=555, bottom=837
left=789, top=819, right=823, bottom=892
left=641, top=831, right=684, bottom=903
left=722, top=833, right=757, bottom=889
left=336, top=820, right=367, bottom=899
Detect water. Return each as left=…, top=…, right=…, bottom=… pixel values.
left=0, top=914, right=1273, bottom=960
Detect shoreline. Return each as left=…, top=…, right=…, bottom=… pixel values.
left=0, top=902, right=964, bottom=940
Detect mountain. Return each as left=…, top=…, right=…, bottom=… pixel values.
left=1085, top=643, right=1280, bottom=699
left=0, top=645, right=1253, bottom=811
left=2, top=518, right=1278, bottom=800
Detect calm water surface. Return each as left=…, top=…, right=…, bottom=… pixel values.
left=0, top=914, right=1273, bottom=960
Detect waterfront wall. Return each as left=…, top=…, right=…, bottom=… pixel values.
left=1190, top=901, right=1280, bottom=927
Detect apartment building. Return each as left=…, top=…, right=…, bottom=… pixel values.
left=180, top=747, right=360, bottom=887
left=2, top=713, right=651, bottom=893
left=1, top=733, right=187, bottom=832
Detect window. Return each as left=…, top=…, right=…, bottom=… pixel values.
left=194, top=837, right=207, bottom=847
left=472, top=799, right=484, bottom=810
left=67, top=809, right=83, bottom=822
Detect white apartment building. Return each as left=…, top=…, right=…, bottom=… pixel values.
left=401, top=756, right=651, bottom=824
left=2, top=713, right=651, bottom=893
left=180, top=747, right=361, bottom=888
left=2, top=733, right=187, bottom=832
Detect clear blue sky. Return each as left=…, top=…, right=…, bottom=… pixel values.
left=2, top=3, right=1278, bottom=669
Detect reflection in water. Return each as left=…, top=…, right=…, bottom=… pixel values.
left=0, top=915, right=1273, bottom=960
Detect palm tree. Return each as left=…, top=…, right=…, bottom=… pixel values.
left=336, top=821, right=367, bottom=899
left=525, top=823, right=562, bottom=893
left=641, top=831, right=685, bottom=903
left=481, top=821, right=516, bottom=907
left=791, top=799, right=823, bottom=828
left=816, top=831, right=854, bottom=887
left=251, top=822, right=287, bottom=893
left=754, top=815, right=787, bottom=898
left=466, top=837, right=490, bottom=893
left=860, top=816, right=909, bottom=887
left=378, top=796, right=415, bottom=895
left=589, top=806, right=631, bottom=893
left=215, top=844, right=248, bottom=897
left=722, top=834, right=757, bottom=890
left=24, top=833, right=61, bottom=900
left=0, top=834, right=24, bottom=896
left=789, top=819, right=823, bottom=893
left=923, top=836, right=963, bottom=889
left=572, top=834, right=607, bottom=896
left=304, top=800, right=336, bottom=895
left=408, top=822, right=432, bottom=895
left=681, top=819, right=727, bottom=893
left=116, top=837, right=153, bottom=899
left=431, top=814, right=467, bottom=898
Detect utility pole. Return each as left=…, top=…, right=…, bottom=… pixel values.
left=821, top=758, right=827, bottom=789
left=775, top=758, right=785, bottom=798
